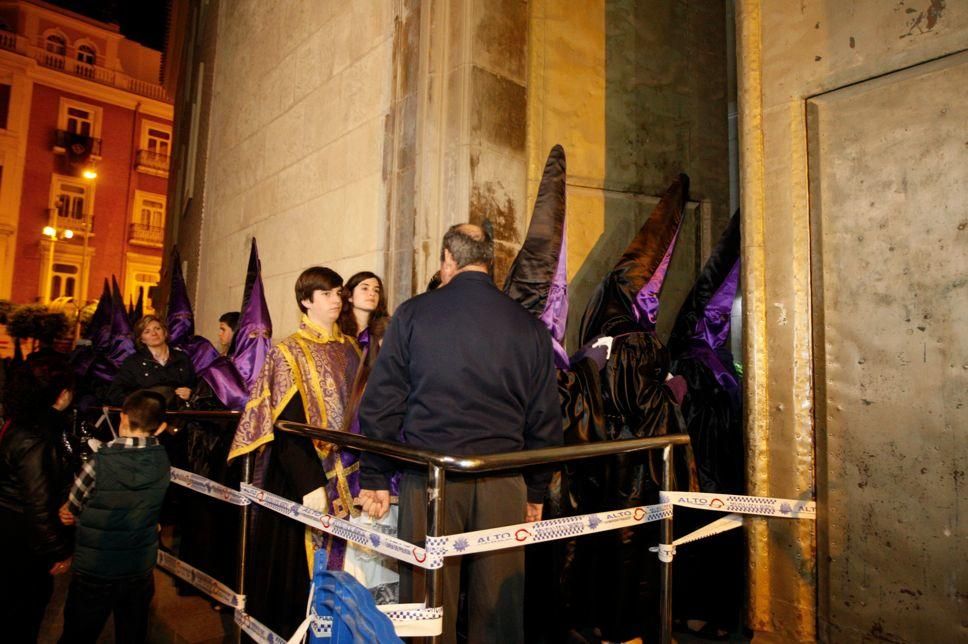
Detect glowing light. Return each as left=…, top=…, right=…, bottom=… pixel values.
left=63, top=229, right=74, bottom=239
left=43, top=226, right=56, bottom=238
left=82, top=168, right=98, bottom=179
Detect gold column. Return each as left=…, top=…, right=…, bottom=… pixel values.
left=735, top=1, right=817, bottom=641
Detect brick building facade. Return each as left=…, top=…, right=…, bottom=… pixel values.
left=0, top=0, right=172, bottom=312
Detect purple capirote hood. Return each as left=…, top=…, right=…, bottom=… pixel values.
left=231, top=238, right=272, bottom=392
left=538, top=217, right=569, bottom=368
left=166, top=247, right=194, bottom=346
left=106, top=276, right=135, bottom=371
left=634, top=212, right=684, bottom=328
left=694, top=258, right=739, bottom=351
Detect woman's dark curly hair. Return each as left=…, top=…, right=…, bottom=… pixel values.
left=337, top=271, right=389, bottom=338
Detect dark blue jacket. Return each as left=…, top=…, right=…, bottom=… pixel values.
left=359, top=270, right=562, bottom=502
left=74, top=444, right=169, bottom=579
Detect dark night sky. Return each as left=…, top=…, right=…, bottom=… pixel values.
left=45, top=0, right=170, bottom=51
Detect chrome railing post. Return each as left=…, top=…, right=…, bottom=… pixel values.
left=236, top=452, right=254, bottom=643
left=425, top=463, right=445, bottom=644
left=659, top=445, right=674, bottom=644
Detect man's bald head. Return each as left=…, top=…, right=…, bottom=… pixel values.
left=440, top=223, right=494, bottom=284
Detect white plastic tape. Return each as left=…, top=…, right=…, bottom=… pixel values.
left=234, top=609, right=289, bottom=644
left=156, top=550, right=245, bottom=609
left=425, top=502, right=673, bottom=557
left=170, top=467, right=250, bottom=506
left=674, top=513, right=744, bottom=546
left=660, top=491, right=816, bottom=519
left=235, top=604, right=442, bottom=642
left=241, top=483, right=443, bottom=569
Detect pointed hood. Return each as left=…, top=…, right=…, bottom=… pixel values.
left=128, top=288, right=144, bottom=326
left=503, top=144, right=569, bottom=368
left=71, top=280, right=111, bottom=379
left=231, top=238, right=272, bottom=391
left=579, top=175, right=689, bottom=345
left=86, top=279, right=113, bottom=347
left=166, top=247, right=194, bottom=346
left=106, top=275, right=135, bottom=370
left=670, top=210, right=740, bottom=355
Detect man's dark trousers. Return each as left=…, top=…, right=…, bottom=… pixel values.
left=399, top=471, right=526, bottom=644
left=59, top=570, right=154, bottom=643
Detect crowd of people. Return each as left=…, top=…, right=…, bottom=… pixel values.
left=0, top=149, right=745, bottom=644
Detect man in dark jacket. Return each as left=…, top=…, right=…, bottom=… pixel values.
left=0, top=357, right=75, bottom=642
left=359, top=223, right=563, bottom=644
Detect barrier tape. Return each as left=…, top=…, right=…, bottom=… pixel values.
left=156, top=550, right=245, bottom=609
left=170, top=467, right=250, bottom=506
left=674, top=513, right=744, bottom=547
left=425, top=502, right=672, bottom=557
left=234, top=604, right=444, bottom=642
left=240, top=483, right=444, bottom=570
left=234, top=609, right=290, bottom=644
left=661, top=491, right=816, bottom=519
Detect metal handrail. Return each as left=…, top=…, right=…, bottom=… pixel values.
left=269, top=420, right=687, bottom=644
left=122, top=409, right=685, bottom=644
left=99, top=407, right=241, bottom=421
left=275, top=419, right=690, bottom=472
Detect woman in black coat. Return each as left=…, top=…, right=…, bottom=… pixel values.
left=0, top=356, right=75, bottom=642
left=107, top=315, right=196, bottom=406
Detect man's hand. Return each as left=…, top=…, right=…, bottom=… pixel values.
left=49, top=557, right=71, bottom=575
left=525, top=502, right=543, bottom=523
left=58, top=502, right=75, bottom=526
left=302, top=487, right=328, bottom=513
left=358, top=489, right=390, bottom=520
left=174, top=387, right=192, bottom=401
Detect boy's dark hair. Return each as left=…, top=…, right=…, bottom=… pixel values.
left=219, top=311, right=241, bottom=331
left=294, top=267, right=343, bottom=314
left=122, top=390, right=167, bottom=434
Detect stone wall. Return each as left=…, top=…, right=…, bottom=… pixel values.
left=527, top=0, right=730, bottom=350
left=175, top=0, right=395, bottom=338
left=735, top=1, right=968, bottom=640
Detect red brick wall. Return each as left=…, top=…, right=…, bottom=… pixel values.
left=11, top=83, right=170, bottom=304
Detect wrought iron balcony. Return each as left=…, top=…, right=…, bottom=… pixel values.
left=135, top=149, right=171, bottom=176
left=129, top=223, right=164, bottom=247
left=53, top=129, right=102, bottom=158
left=47, top=208, right=94, bottom=235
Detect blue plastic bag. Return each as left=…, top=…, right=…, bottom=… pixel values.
left=308, top=550, right=402, bottom=643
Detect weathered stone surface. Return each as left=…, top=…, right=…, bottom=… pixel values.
left=177, top=0, right=395, bottom=338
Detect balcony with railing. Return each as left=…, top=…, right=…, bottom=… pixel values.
left=129, top=223, right=164, bottom=247
left=53, top=129, right=102, bottom=158
left=47, top=208, right=94, bottom=235
left=135, top=149, right=170, bottom=177
left=0, top=33, right=170, bottom=102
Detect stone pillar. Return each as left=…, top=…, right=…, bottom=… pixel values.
left=409, top=0, right=529, bottom=292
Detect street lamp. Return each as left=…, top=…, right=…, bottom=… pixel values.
left=42, top=225, right=74, bottom=304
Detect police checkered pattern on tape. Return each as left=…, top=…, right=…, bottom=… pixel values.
left=660, top=491, right=816, bottom=518
left=235, top=604, right=441, bottom=642
left=156, top=551, right=245, bottom=609
left=234, top=610, right=289, bottom=644
left=240, top=483, right=441, bottom=570
left=170, top=467, right=251, bottom=506
left=425, top=502, right=673, bottom=557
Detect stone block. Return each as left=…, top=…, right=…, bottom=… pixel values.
left=472, top=0, right=528, bottom=83
left=343, top=117, right=385, bottom=185
left=470, top=66, right=526, bottom=151
left=340, top=172, right=387, bottom=257
left=339, top=40, right=392, bottom=132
